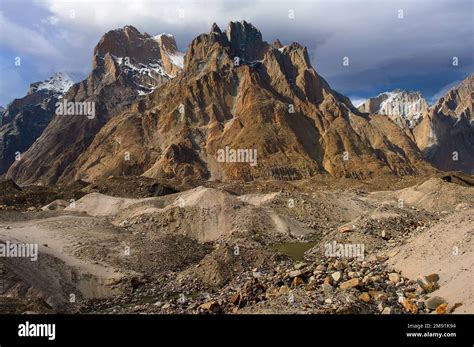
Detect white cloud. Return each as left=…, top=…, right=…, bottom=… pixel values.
left=0, top=11, right=62, bottom=57
left=41, top=15, right=59, bottom=25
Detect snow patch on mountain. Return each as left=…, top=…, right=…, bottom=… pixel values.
left=358, top=89, right=429, bottom=129
left=113, top=55, right=170, bottom=77
left=167, top=52, right=184, bottom=69
left=34, top=72, right=74, bottom=95
left=154, top=33, right=174, bottom=40
left=153, top=33, right=185, bottom=69
left=112, top=55, right=172, bottom=95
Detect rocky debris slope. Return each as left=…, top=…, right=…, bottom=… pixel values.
left=0, top=174, right=466, bottom=315
left=77, top=175, right=470, bottom=314
left=0, top=176, right=175, bottom=212
left=79, top=248, right=460, bottom=315
left=0, top=73, right=73, bottom=176
left=388, top=206, right=473, bottom=313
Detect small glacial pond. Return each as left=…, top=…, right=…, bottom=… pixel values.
left=270, top=241, right=318, bottom=261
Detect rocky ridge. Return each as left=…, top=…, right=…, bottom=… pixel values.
left=414, top=74, right=473, bottom=173
left=51, top=21, right=432, bottom=186
left=6, top=25, right=183, bottom=184
left=0, top=73, right=74, bottom=176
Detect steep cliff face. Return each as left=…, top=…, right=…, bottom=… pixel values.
left=414, top=74, right=473, bottom=173
left=65, top=21, right=431, bottom=185
left=0, top=73, right=73, bottom=176
left=6, top=26, right=182, bottom=184
left=154, top=33, right=184, bottom=78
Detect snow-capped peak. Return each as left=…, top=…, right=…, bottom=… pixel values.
left=35, top=72, right=74, bottom=95
left=153, top=33, right=174, bottom=41
left=153, top=33, right=184, bottom=69
left=358, top=89, right=429, bottom=128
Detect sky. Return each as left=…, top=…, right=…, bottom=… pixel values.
left=0, top=0, right=472, bottom=107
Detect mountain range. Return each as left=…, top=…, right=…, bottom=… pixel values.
left=1, top=21, right=473, bottom=184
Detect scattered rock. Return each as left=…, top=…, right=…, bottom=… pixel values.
left=435, top=303, right=448, bottom=314
left=294, top=262, right=307, bottom=270
left=331, top=271, right=342, bottom=283
left=279, top=285, right=290, bottom=295
left=425, top=273, right=440, bottom=282
left=288, top=270, right=303, bottom=278
left=322, top=283, right=334, bottom=294
left=399, top=297, right=418, bottom=314
left=338, top=225, right=354, bottom=233
left=425, top=296, right=447, bottom=310
left=340, top=278, right=362, bottom=290
left=230, top=293, right=241, bottom=306
left=291, top=276, right=304, bottom=289
left=199, top=301, right=221, bottom=314
left=368, top=291, right=387, bottom=301
left=417, top=274, right=440, bottom=293
left=388, top=273, right=401, bottom=284
left=358, top=292, right=371, bottom=303
left=388, top=249, right=399, bottom=258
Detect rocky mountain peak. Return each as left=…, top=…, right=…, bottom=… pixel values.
left=225, top=21, right=269, bottom=61
left=154, top=33, right=184, bottom=77
left=273, top=39, right=283, bottom=49
left=358, top=89, right=429, bottom=129
left=413, top=74, right=473, bottom=174
left=93, top=25, right=162, bottom=69
left=5, top=25, right=183, bottom=184
left=210, top=22, right=222, bottom=35
left=27, top=72, right=74, bottom=96
left=90, top=25, right=184, bottom=94
left=154, top=33, right=178, bottom=53
left=0, top=72, right=74, bottom=175
left=184, top=21, right=275, bottom=74
left=432, top=74, right=473, bottom=118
